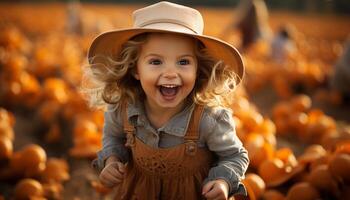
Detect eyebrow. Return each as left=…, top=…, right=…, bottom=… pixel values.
left=143, top=53, right=196, bottom=59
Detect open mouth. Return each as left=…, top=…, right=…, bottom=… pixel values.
left=158, top=84, right=180, bottom=97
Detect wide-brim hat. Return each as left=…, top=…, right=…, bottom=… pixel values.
left=88, top=1, right=244, bottom=85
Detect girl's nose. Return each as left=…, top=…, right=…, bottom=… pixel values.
left=162, top=71, right=178, bottom=79
left=162, top=65, right=178, bottom=79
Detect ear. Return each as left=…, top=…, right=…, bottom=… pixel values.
left=132, top=69, right=140, bottom=80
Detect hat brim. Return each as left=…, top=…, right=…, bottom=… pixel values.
left=88, top=28, right=244, bottom=84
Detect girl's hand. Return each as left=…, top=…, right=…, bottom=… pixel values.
left=202, top=179, right=229, bottom=200
left=99, top=157, right=126, bottom=187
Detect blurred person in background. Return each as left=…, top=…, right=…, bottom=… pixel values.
left=66, top=0, right=83, bottom=35
left=270, top=25, right=297, bottom=63
left=330, top=36, right=350, bottom=103
left=221, top=0, right=272, bottom=50
left=65, top=0, right=113, bottom=36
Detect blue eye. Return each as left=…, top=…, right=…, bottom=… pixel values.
left=149, top=59, right=162, bottom=65
left=178, top=59, right=190, bottom=65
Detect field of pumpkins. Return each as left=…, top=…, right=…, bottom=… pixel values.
left=0, top=3, right=350, bottom=200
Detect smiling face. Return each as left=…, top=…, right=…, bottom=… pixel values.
left=134, top=33, right=198, bottom=113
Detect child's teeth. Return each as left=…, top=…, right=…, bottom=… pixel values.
left=163, top=85, right=176, bottom=88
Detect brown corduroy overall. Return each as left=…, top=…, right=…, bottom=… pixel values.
left=114, top=105, right=214, bottom=200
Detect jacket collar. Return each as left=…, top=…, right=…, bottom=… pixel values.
left=126, top=100, right=195, bottom=137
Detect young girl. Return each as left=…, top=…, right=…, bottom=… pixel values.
left=85, top=2, right=249, bottom=199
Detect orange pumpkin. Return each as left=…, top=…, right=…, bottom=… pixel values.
left=261, top=189, right=285, bottom=200
left=0, top=108, right=16, bottom=127
left=297, top=145, right=327, bottom=165
left=329, top=153, right=350, bottom=184
left=42, top=182, right=63, bottom=199
left=0, top=135, right=13, bottom=160
left=334, top=141, right=350, bottom=154
left=14, top=178, right=44, bottom=199
left=0, top=124, right=15, bottom=141
left=242, top=173, right=266, bottom=200
left=37, top=101, right=61, bottom=124
left=287, top=111, right=308, bottom=136
left=41, top=158, right=70, bottom=183
left=45, top=123, right=61, bottom=143
left=256, top=119, right=276, bottom=135
left=275, top=148, right=298, bottom=168
left=291, top=95, right=311, bottom=112
left=17, top=144, right=47, bottom=177
left=272, top=102, right=291, bottom=120
left=42, top=78, right=69, bottom=104
left=90, top=180, right=112, bottom=195
left=286, top=182, right=320, bottom=200
left=245, top=133, right=274, bottom=169
left=308, top=164, right=340, bottom=196
left=258, top=158, right=304, bottom=187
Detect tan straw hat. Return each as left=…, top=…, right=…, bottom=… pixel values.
left=88, top=1, right=244, bottom=84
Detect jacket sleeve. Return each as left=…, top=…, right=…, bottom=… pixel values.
left=91, top=105, right=130, bottom=172
left=202, top=108, right=249, bottom=196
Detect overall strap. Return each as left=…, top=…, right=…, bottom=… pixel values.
left=122, top=103, right=135, bottom=134
left=184, top=105, right=204, bottom=141
left=123, top=103, right=136, bottom=148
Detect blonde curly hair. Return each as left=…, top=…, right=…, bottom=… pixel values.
left=82, top=33, right=240, bottom=109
